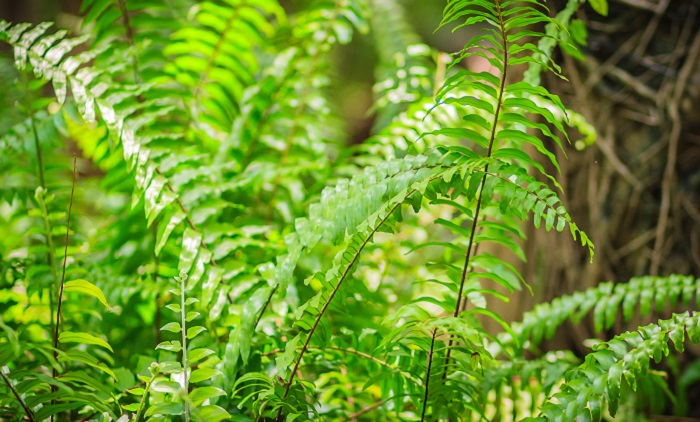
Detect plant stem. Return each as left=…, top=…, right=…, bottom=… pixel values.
left=420, top=328, right=438, bottom=421
left=443, top=0, right=509, bottom=380
left=180, top=273, right=190, bottom=422
left=275, top=193, right=416, bottom=422
left=51, top=155, right=77, bottom=421
left=134, top=378, right=152, bottom=422
left=22, top=70, right=58, bottom=339
left=263, top=345, right=422, bottom=386
left=0, top=369, right=37, bottom=422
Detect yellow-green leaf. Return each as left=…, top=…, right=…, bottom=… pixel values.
left=64, top=279, right=109, bottom=307
left=59, top=331, right=113, bottom=352
left=589, top=0, right=608, bottom=16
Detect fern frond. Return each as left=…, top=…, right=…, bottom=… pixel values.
left=81, top=0, right=188, bottom=82
left=538, top=312, right=700, bottom=421
left=165, top=0, right=284, bottom=134
left=502, top=275, right=700, bottom=350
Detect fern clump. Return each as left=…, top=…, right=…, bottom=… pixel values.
left=0, top=0, right=698, bottom=421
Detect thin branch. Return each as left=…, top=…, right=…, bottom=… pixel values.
left=650, top=19, right=700, bottom=275
left=444, top=0, right=509, bottom=379
left=0, top=370, right=37, bottom=422
left=275, top=191, right=417, bottom=421
left=263, top=345, right=421, bottom=386
left=420, top=328, right=438, bottom=421
left=50, top=154, right=77, bottom=422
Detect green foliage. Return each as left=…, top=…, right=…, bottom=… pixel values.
left=0, top=0, right=696, bottom=421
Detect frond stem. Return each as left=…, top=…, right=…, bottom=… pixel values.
left=118, top=0, right=142, bottom=84
left=157, top=169, right=233, bottom=304
left=253, top=285, right=277, bottom=330
left=133, top=377, right=152, bottom=422
left=50, top=155, right=77, bottom=421
left=180, top=273, right=190, bottom=421
left=0, top=370, right=37, bottom=422
left=193, top=3, right=240, bottom=100
left=22, top=70, right=58, bottom=340
left=420, top=328, right=438, bottom=421
left=275, top=189, right=418, bottom=421
left=263, top=345, right=422, bottom=386
left=443, top=0, right=508, bottom=380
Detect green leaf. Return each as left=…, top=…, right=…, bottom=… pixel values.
left=189, top=348, right=216, bottom=363
left=64, top=279, right=109, bottom=307
left=59, top=332, right=113, bottom=352
left=179, top=227, right=202, bottom=274
left=197, top=405, right=231, bottom=421
left=59, top=349, right=116, bottom=379
left=156, top=341, right=182, bottom=352
left=187, top=326, right=207, bottom=339
left=151, top=379, right=182, bottom=394
left=190, top=386, right=226, bottom=406
left=160, top=322, right=182, bottom=333
left=589, top=0, right=608, bottom=16
left=190, top=367, right=221, bottom=383
left=146, top=402, right=182, bottom=416
left=166, top=304, right=181, bottom=313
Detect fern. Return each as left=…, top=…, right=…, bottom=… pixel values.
left=535, top=312, right=700, bottom=421
left=1, top=0, right=698, bottom=421
left=504, top=275, right=700, bottom=350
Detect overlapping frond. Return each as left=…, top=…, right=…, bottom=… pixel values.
left=165, top=0, right=284, bottom=135
left=536, top=312, right=700, bottom=421
left=503, top=275, right=700, bottom=350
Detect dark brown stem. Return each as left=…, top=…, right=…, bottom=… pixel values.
left=275, top=192, right=416, bottom=421
left=442, top=0, right=508, bottom=380
left=50, top=155, right=77, bottom=421
left=420, top=328, right=438, bottom=421
left=0, top=370, right=37, bottom=422
left=253, top=285, right=277, bottom=330
left=117, top=0, right=142, bottom=85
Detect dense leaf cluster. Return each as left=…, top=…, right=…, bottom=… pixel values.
left=0, top=0, right=697, bottom=421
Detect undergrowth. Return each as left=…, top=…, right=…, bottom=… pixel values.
left=0, top=0, right=697, bottom=421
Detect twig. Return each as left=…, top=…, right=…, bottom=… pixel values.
left=50, top=154, right=77, bottom=422
left=157, top=169, right=233, bottom=304
left=596, top=121, right=643, bottom=191
left=0, top=370, right=37, bottom=422
left=634, top=0, right=670, bottom=57
left=615, top=0, right=659, bottom=12
left=275, top=194, right=414, bottom=422
left=420, top=328, right=438, bottom=421
left=650, top=24, right=700, bottom=275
